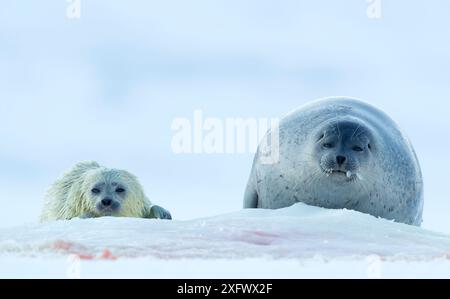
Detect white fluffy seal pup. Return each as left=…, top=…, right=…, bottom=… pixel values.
left=40, top=161, right=172, bottom=222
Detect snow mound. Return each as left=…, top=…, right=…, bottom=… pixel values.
left=1, top=203, right=450, bottom=262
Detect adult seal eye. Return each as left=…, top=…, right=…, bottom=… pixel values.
left=91, top=188, right=101, bottom=194
left=116, top=188, right=125, bottom=193
left=353, top=146, right=364, bottom=152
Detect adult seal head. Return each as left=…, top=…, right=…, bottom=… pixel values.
left=244, top=97, right=423, bottom=226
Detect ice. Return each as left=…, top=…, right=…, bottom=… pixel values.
left=1, top=203, right=450, bottom=278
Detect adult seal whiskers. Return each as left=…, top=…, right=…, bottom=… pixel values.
left=244, top=97, right=423, bottom=226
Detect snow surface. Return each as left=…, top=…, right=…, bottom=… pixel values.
left=1, top=203, right=450, bottom=278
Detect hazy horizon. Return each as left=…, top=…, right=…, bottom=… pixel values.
left=1, top=1, right=449, bottom=233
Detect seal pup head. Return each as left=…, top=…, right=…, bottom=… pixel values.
left=80, top=168, right=146, bottom=217
left=311, top=118, right=374, bottom=183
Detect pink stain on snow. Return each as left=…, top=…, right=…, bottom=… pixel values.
left=49, top=240, right=118, bottom=260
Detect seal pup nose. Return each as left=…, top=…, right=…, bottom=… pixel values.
left=101, top=198, right=113, bottom=206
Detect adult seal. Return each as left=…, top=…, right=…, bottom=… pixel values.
left=244, top=97, right=423, bottom=226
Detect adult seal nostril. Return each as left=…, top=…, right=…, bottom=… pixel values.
left=243, top=97, right=424, bottom=226
left=336, top=156, right=346, bottom=165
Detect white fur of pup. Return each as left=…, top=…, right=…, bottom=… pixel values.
left=40, top=161, right=159, bottom=222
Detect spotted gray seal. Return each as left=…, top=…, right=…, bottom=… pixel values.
left=244, top=97, right=423, bottom=226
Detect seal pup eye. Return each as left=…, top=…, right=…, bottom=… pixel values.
left=353, top=146, right=364, bottom=152
left=91, top=188, right=101, bottom=194
left=116, top=188, right=125, bottom=193
left=323, top=143, right=334, bottom=149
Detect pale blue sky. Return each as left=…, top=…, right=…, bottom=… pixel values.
left=1, top=1, right=449, bottom=232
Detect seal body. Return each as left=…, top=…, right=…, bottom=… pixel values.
left=40, top=161, right=172, bottom=222
left=244, top=97, right=423, bottom=226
